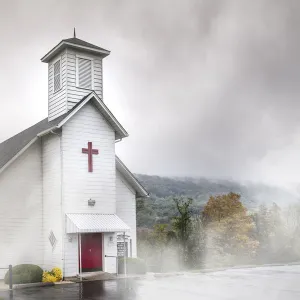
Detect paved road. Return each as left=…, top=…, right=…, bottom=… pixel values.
left=1, top=265, right=300, bottom=299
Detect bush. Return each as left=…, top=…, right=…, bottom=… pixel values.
left=42, top=267, right=62, bottom=283
left=118, top=257, right=146, bottom=274
left=4, top=264, right=43, bottom=284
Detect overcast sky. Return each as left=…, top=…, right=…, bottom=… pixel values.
left=1, top=0, right=300, bottom=188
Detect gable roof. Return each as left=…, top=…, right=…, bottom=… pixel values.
left=0, top=92, right=128, bottom=171
left=41, top=37, right=110, bottom=63
left=0, top=94, right=147, bottom=197
left=57, top=92, right=128, bottom=140
left=0, top=92, right=128, bottom=172
left=0, top=115, right=66, bottom=171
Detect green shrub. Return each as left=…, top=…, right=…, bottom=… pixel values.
left=118, top=257, right=146, bottom=274
left=4, top=264, right=43, bottom=284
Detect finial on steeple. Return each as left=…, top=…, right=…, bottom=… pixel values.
left=73, top=27, right=76, bottom=38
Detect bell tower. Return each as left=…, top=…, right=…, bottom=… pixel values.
left=41, top=32, right=110, bottom=121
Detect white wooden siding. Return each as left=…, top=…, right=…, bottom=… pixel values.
left=116, top=171, right=137, bottom=257
left=66, top=49, right=103, bottom=110
left=103, top=233, right=117, bottom=273
left=47, top=48, right=103, bottom=121
left=62, top=103, right=116, bottom=276
left=62, top=103, right=116, bottom=214
left=42, top=134, right=63, bottom=271
left=48, top=50, right=67, bottom=121
left=63, top=233, right=79, bottom=277
left=0, top=141, right=43, bottom=278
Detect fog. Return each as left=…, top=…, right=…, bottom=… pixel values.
left=1, top=0, right=300, bottom=188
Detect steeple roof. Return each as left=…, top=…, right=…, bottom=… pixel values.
left=62, top=37, right=109, bottom=52
left=41, top=37, right=110, bottom=63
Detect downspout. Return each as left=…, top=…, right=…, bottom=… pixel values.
left=114, top=138, right=122, bottom=212
left=50, top=130, right=60, bottom=136
left=40, top=136, right=45, bottom=270
left=115, top=137, right=124, bottom=274
left=79, top=233, right=82, bottom=280
left=123, top=232, right=127, bottom=276
left=60, top=132, right=65, bottom=279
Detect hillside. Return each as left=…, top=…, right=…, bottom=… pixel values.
left=135, top=174, right=299, bottom=228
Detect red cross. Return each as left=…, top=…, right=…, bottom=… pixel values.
left=82, top=142, right=99, bottom=172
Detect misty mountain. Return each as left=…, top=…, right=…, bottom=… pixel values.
left=135, top=174, right=300, bottom=228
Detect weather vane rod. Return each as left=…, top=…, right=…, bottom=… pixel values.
left=73, top=27, right=76, bottom=38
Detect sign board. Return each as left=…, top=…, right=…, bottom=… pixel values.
left=117, top=242, right=128, bottom=257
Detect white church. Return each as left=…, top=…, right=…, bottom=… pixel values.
left=0, top=34, right=148, bottom=278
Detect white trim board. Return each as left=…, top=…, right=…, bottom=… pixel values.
left=57, top=92, right=128, bottom=139
left=116, top=155, right=148, bottom=198
left=41, top=41, right=110, bottom=63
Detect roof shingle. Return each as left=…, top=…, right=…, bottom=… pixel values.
left=0, top=114, right=66, bottom=170
left=63, top=37, right=109, bottom=52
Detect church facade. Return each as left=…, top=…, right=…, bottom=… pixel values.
left=0, top=36, right=148, bottom=278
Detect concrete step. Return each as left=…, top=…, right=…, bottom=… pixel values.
left=65, top=272, right=116, bottom=282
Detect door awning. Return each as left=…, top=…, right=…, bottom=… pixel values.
left=66, top=213, right=130, bottom=233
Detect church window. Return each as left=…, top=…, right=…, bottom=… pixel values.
left=76, top=56, right=93, bottom=90
left=53, top=59, right=61, bottom=93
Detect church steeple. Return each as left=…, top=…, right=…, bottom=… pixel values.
left=41, top=35, right=110, bottom=121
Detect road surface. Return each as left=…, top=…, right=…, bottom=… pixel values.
left=1, top=265, right=299, bottom=299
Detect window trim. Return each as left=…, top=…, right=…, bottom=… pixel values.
left=76, top=54, right=94, bottom=90
left=52, top=56, right=62, bottom=94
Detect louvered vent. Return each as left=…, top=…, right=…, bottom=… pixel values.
left=53, top=60, right=61, bottom=92
left=78, top=57, right=92, bottom=89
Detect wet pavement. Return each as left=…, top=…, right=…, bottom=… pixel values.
left=0, top=265, right=300, bottom=299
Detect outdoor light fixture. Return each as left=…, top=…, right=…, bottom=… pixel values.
left=88, top=198, right=96, bottom=206
left=68, top=236, right=73, bottom=242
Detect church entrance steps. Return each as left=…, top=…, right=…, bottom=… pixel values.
left=65, top=271, right=116, bottom=282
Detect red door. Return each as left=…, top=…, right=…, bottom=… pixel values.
left=80, top=233, right=102, bottom=272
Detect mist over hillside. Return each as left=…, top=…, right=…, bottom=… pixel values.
left=135, top=174, right=299, bottom=228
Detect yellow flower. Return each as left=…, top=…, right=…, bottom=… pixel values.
left=42, top=272, right=57, bottom=283
left=51, top=267, right=62, bottom=281
left=42, top=267, right=63, bottom=283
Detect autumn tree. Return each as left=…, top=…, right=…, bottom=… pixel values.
left=202, top=192, right=246, bottom=223
left=202, top=193, right=259, bottom=265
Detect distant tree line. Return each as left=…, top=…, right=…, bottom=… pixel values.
left=135, top=174, right=298, bottom=229
left=137, top=193, right=300, bottom=272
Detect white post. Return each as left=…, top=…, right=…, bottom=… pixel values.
left=123, top=232, right=127, bottom=276
left=79, top=233, right=82, bottom=281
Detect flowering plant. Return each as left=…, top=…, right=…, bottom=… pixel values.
left=42, top=267, right=63, bottom=282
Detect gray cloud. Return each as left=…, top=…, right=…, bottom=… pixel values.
left=1, top=0, right=300, bottom=186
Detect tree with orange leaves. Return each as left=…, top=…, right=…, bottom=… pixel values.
left=203, top=193, right=259, bottom=263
